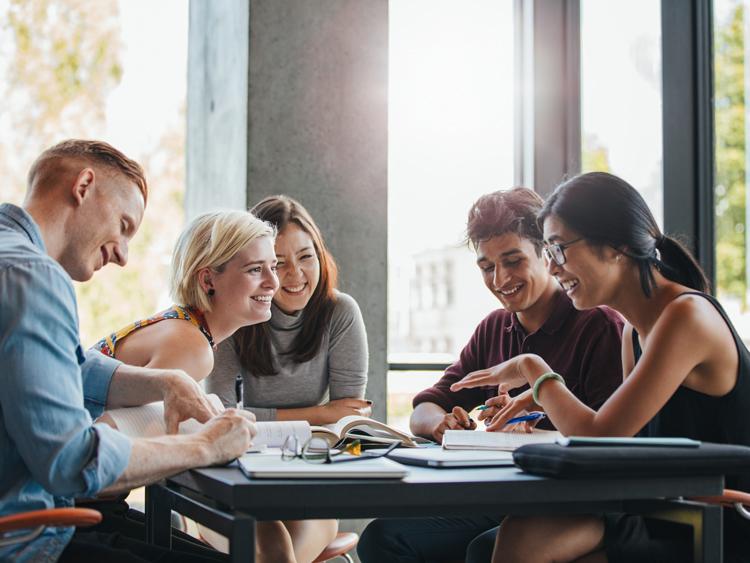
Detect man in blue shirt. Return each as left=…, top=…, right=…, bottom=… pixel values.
left=0, top=140, right=256, bottom=562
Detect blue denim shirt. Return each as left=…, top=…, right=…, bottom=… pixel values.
left=0, top=204, right=132, bottom=562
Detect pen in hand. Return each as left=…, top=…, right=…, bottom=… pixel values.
left=235, top=374, right=243, bottom=409
left=503, top=411, right=545, bottom=427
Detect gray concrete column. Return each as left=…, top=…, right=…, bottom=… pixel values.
left=187, top=0, right=388, bottom=421
left=186, top=0, right=250, bottom=212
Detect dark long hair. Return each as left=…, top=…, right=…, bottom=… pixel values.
left=538, top=172, right=709, bottom=297
left=234, top=195, right=339, bottom=375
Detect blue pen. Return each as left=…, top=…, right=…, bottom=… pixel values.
left=503, top=412, right=546, bottom=426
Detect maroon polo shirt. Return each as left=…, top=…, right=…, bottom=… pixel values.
left=413, top=289, right=624, bottom=430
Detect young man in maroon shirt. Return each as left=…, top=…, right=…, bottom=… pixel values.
left=358, top=188, right=624, bottom=563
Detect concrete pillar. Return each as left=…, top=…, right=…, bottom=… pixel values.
left=186, top=0, right=250, bottom=212
left=187, top=0, right=389, bottom=422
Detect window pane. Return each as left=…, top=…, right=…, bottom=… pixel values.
left=714, top=0, right=750, bottom=343
left=388, top=0, right=515, bottom=365
left=580, top=0, right=663, bottom=225
left=0, top=0, right=187, bottom=345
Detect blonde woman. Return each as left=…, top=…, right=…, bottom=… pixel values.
left=96, top=210, right=324, bottom=563
left=95, top=210, right=278, bottom=380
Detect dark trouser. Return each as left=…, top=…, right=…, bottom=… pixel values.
left=357, top=515, right=502, bottom=563
left=59, top=499, right=227, bottom=563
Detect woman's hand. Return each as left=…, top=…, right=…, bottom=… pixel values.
left=477, top=389, right=535, bottom=429
left=320, top=398, right=372, bottom=423
left=486, top=390, right=544, bottom=433
left=450, top=357, right=529, bottom=394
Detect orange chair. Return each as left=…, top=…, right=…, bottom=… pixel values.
left=0, top=507, right=102, bottom=548
left=312, top=532, right=359, bottom=563
left=693, top=488, right=750, bottom=520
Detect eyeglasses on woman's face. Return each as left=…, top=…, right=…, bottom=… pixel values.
left=542, top=237, right=584, bottom=266
left=281, top=436, right=399, bottom=464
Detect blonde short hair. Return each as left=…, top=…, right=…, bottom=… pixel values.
left=170, top=210, right=276, bottom=312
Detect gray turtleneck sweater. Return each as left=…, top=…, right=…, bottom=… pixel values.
left=205, top=290, right=368, bottom=420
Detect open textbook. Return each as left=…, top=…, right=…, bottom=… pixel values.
left=311, top=415, right=428, bottom=448
left=103, top=397, right=425, bottom=449
left=442, top=428, right=563, bottom=451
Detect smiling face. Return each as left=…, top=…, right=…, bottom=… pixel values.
left=272, top=222, right=321, bottom=314
left=209, top=235, right=279, bottom=327
left=61, top=171, right=145, bottom=282
left=475, top=232, right=552, bottom=314
left=542, top=214, right=622, bottom=310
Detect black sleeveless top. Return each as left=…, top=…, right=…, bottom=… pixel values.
left=632, top=292, right=750, bottom=547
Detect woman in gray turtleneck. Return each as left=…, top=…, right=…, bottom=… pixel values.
left=205, top=195, right=369, bottom=563
left=206, top=195, right=370, bottom=421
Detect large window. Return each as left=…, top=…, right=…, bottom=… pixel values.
left=714, top=0, right=750, bottom=343
left=0, top=0, right=188, bottom=345
left=387, top=0, right=515, bottom=427
left=580, top=0, right=663, bottom=224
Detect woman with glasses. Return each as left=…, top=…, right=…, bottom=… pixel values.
left=205, top=195, right=369, bottom=563
left=452, top=172, right=750, bottom=563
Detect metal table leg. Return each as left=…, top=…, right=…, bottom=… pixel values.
left=145, top=483, right=172, bottom=548
left=625, top=498, right=724, bottom=563
left=154, top=483, right=258, bottom=562
left=229, top=513, right=256, bottom=563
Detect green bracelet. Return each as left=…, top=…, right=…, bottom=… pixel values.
left=532, top=372, right=565, bottom=405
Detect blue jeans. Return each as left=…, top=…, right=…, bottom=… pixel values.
left=358, top=516, right=502, bottom=563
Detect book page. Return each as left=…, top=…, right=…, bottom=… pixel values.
left=331, top=415, right=415, bottom=442
left=310, top=426, right=340, bottom=447
left=253, top=421, right=312, bottom=448
left=442, top=429, right=563, bottom=451
left=104, top=394, right=225, bottom=438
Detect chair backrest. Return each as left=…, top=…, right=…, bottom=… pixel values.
left=0, top=508, right=102, bottom=548
left=694, top=489, right=750, bottom=521
left=313, top=532, right=359, bottom=562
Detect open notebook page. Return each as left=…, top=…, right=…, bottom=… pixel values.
left=104, top=394, right=225, bottom=437
left=105, top=394, right=311, bottom=447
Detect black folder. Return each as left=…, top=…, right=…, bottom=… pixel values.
left=513, top=442, right=750, bottom=479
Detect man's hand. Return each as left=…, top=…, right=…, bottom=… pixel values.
left=206, top=409, right=257, bottom=462
left=321, top=398, right=372, bottom=423
left=104, top=408, right=257, bottom=494
left=198, top=409, right=257, bottom=465
left=161, top=371, right=222, bottom=434
left=431, top=406, right=476, bottom=443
